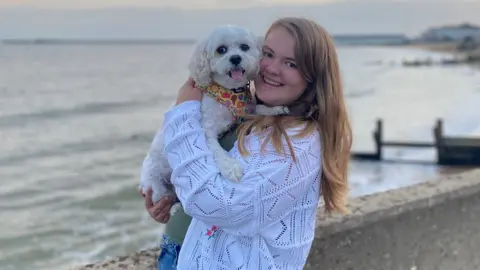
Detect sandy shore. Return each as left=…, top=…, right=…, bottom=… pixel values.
left=404, top=42, right=463, bottom=54
left=385, top=41, right=480, bottom=69
left=402, top=42, right=480, bottom=57
left=401, top=42, right=458, bottom=53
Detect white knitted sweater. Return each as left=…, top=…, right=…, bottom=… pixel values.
left=160, top=100, right=322, bottom=270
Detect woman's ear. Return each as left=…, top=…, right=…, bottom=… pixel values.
left=188, top=38, right=212, bottom=87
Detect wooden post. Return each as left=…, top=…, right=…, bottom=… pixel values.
left=373, top=119, right=383, bottom=160
left=434, top=118, right=444, bottom=164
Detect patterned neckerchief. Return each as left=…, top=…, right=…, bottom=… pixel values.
left=196, top=81, right=254, bottom=120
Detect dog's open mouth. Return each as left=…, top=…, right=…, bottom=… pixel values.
left=228, top=67, right=245, bottom=80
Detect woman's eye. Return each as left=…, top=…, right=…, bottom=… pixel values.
left=216, top=45, right=228, bottom=54
left=262, top=51, right=273, bottom=57
left=286, top=62, right=297, bottom=68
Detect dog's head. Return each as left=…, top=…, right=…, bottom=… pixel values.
left=188, top=25, right=263, bottom=89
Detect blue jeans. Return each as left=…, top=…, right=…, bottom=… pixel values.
left=157, top=234, right=182, bottom=270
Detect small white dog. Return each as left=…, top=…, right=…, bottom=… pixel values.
left=140, top=25, right=287, bottom=214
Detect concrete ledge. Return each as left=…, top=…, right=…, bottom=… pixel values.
left=306, top=168, right=480, bottom=270
left=72, top=169, right=480, bottom=270
left=72, top=248, right=160, bottom=270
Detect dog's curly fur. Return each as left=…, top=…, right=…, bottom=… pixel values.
left=139, top=25, right=287, bottom=216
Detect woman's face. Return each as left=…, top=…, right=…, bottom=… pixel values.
left=253, top=26, right=308, bottom=107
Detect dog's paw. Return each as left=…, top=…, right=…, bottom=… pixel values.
left=230, top=162, right=243, bottom=181
left=170, top=202, right=183, bottom=216
left=220, top=160, right=243, bottom=182
left=138, top=184, right=150, bottom=196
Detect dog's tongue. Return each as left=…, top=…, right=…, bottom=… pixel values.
left=231, top=70, right=243, bottom=80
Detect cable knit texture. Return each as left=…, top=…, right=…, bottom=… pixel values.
left=161, top=100, right=322, bottom=270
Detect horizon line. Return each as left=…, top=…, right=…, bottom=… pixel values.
left=0, top=34, right=410, bottom=42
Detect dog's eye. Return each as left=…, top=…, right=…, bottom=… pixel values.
left=240, top=44, right=250, bottom=51
left=216, top=45, right=228, bottom=54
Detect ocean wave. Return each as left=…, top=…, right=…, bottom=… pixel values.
left=0, top=94, right=170, bottom=129
left=0, top=131, right=154, bottom=166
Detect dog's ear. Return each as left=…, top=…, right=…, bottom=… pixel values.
left=188, top=38, right=212, bottom=87
left=256, top=35, right=264, bottom=52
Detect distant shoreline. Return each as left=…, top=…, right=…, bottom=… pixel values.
left=0, top=34, right=409, bottom=46
left=0, top=38, right=197, bottom=45
left=387, top=41, right=465, bottom=55
left=2, top=39, right=478, bottom=62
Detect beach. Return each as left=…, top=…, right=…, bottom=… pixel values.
left=392, top=41, right=480, bottom=66
left=1, top=43, right=479, bottom=270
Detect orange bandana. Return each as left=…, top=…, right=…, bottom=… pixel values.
left=197, top=82, right=253, bottom=120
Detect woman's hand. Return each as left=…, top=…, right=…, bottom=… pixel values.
left=175, top=77, right=202, bottom=105
left=141, top=188, right=176, bottom=224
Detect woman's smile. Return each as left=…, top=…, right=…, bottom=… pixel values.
left=261, top=74, right=284, bottom=87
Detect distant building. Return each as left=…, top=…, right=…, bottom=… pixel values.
left=418, top=23, right=480, bottom=42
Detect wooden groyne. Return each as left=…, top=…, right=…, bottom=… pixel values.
left=352, top=119, right=480, bottom=165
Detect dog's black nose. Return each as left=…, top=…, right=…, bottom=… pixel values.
left=229, top=55, right=242, bottom=65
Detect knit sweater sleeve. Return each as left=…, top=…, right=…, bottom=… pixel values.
left=162, top=101, right=322, bottom=237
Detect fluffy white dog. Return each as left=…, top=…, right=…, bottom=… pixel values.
left=139, top=25, right=287, bottom=214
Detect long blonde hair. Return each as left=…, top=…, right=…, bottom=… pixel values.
left=237, top=17, right=352, bottom=214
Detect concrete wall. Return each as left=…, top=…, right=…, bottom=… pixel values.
left=305, top=169, right=480, bottom=270
left=72, top=169, right=480, bottom=270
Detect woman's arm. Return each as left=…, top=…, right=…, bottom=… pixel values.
left=162, top=101, right=322, bottom=237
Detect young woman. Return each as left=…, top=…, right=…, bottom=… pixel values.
left=143, top=16, right=352, bottom=269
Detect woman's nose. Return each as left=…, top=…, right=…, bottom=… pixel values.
left=264, top=61, right=280, bottom=76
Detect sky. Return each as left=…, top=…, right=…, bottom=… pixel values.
left=1, top=0, right=480, bottom=39
left=0, top=0, right=340, bottom=9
